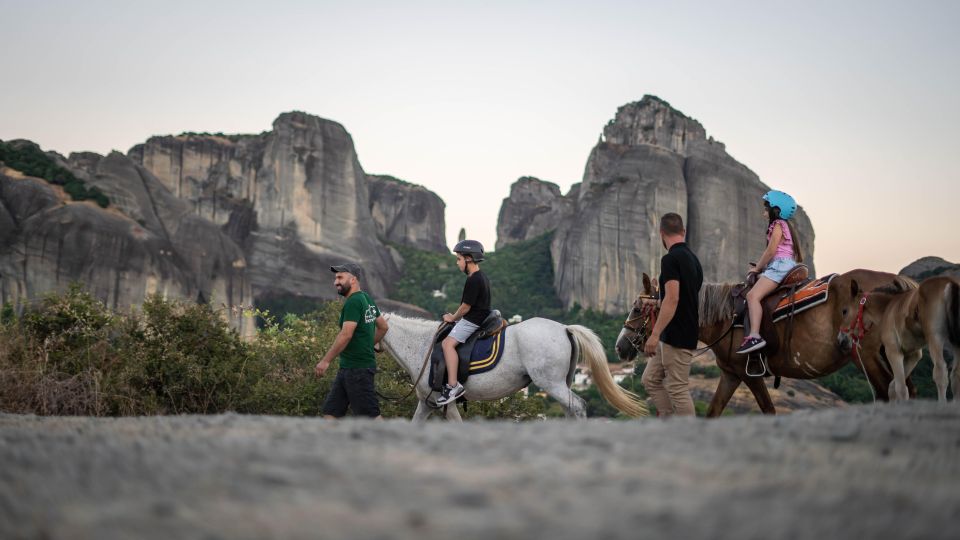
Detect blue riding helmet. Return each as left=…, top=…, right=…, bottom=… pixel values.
left=762, top=190, right=797, bottom=220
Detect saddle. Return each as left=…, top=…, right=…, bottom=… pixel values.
left=730, top=264, right=811, bottom=383
left=429, top=310, right=506, bottom=392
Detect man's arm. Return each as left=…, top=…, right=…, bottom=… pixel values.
left=644, top=280, right=679, bottom=355
left=374, top=315, right=389, bottom=345
left=315, top=321, right=357, bottom=377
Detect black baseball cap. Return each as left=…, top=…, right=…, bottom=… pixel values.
left=330, top=262, right=363, bottom=279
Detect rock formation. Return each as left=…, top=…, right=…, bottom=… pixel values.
left=495, top=177, right=576, bottom=249
left=0, top=142, right=254, bottom=337
left=899, top=256, right=960, bottom=280
left=367, top=175, right=447, bottom=253
left=127, top=112, right=414, bottom=301
left=498, top=96, right=817, bottom=314
left=2, top=111, right=452, bottom=326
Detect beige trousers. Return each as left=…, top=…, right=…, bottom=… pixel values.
left=641, top=341, right=695, bottom=417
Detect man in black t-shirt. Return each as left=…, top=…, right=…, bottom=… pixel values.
left=641, top=213, right=703, bottom=417
left=436, top=239, right=491, bottom=405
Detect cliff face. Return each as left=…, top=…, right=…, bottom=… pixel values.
left=495, top=177, right=575, bottom=249
left=128, top=112, right=405, bottom=300
left=0, top=146, right=254, bottom=336
left=367, top=175, right=447, bottom=253
left=2, top=111, right=452, bottom=324
left=497, top=96, right=816, bottom=314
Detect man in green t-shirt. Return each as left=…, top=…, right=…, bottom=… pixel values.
left=315, top=262, right=389, bottom=419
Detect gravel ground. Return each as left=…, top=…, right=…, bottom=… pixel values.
left=1, top=402, right=958, bottom=540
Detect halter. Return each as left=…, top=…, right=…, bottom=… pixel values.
left=622, top=295, right=659, bottom=351
left=839, top=294, right=869, bottom=351
left=838, top=293, right=877, bottom=402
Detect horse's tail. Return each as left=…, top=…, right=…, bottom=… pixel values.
left=566, top=325, right=649, bottom=418
left=946, top=280, right=960, bottom=348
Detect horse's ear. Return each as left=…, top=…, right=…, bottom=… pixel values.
left=642, top=273, right=652, bottom=294
left=850, top=279, right=861, bottom=298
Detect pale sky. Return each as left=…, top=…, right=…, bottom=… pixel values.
left=2, top=0, right=958, bottom=274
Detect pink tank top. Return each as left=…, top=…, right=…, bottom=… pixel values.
left=767, top=219, right=795, bottom=260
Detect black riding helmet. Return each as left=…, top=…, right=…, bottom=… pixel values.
left=453, top=239, right=485, bottom=263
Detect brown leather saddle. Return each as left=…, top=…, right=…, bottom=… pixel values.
left=730, top=264, right=811, bottom=384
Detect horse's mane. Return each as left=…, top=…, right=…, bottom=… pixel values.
left=699, top=282, right=736, bottom=326
left=382, top=312, right=440, bottom=330
left=871, top=275, right=919, bottom=295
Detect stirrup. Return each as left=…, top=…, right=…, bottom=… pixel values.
left=745, top=352, right=769, bottom=378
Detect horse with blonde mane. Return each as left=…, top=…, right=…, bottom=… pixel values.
left=837, top=275, right=960, bottom=402
left=382, top=313, right=649, bottom=421
left=616, top=269, right=909, bottom=416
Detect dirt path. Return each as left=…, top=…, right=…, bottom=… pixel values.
left=2, top=402, right=958, bottom=539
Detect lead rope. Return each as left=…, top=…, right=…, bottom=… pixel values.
left=376, top=322, right=447, bottom=402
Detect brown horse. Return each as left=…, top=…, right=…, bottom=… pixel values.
left=616, top=269, right=908, bottom=416
left=837, top=275, right=959, bottom=402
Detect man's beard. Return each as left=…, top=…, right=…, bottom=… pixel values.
left=336, top=283, right=348, bottom=297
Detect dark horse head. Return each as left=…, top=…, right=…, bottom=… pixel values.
left=615, top=273, right=660, bottom=362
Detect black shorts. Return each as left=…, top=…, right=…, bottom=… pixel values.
left=322, top=367, right=381, bottom=418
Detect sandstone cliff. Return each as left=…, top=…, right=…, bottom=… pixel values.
left=128, top=112, right=409, bottom=301
left=495, top=177, right=575, bottom=249
left=0, top=143, right=254, bottom=336
left=367, top=175, right=447, bottom=253
left=499, top=96, right=817, bottom=314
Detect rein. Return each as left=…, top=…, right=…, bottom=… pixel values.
left=376, top=322, right=447, bottom=402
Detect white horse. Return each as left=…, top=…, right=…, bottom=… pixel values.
left=381, top=313, right=649, bottom=422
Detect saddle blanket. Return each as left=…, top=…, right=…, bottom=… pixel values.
left=770, top=273, right=838, bottom=323
left=429, top=327, right=508, bottom=390
left=465, top=328, right=507, bottom=374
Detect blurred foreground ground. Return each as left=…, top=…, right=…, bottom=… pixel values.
left=2, top=402, right=958, bottom=539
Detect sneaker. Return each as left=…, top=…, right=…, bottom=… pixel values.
left=735, top=336, right=767, bottom=354
left=436, top=383, right=465, bottom=405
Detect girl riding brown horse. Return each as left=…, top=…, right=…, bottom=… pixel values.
left=617, top=269, right=909, bottom=416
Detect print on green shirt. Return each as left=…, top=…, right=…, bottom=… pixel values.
left=338, top=291, right=380, bottom=369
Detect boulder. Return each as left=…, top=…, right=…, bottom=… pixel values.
left=900, top=256, right=960, bottom=280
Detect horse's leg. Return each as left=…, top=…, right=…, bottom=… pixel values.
left=927, top=336, right=950, bottom=402
left=412, top=399, right=433, bottom=423
left=706, top=369, right=741, bottom=418
left=542, top=382, right=587, bottom=419
left=950, top=344, right=960, bottom=401
left=742, top=376, right=776, bottom=415
left=444, top=403, right=463, bottom=422
left=887, top=347, right=909, bottom=401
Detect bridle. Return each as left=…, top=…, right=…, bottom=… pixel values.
left=622, top=294, right=659, bottom=351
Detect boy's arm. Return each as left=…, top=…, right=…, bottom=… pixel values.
left=443, top=303, right=472, bottom=323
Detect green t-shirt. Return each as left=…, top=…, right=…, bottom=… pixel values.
left=338, top=291, right=380, bottom=369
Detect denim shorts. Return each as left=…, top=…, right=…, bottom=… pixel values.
left=762, top=257, right=798, bottom=284
left=449, top=319, right=480, bottom=343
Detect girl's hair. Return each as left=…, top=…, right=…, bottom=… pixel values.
left=766, top=202, right=804, bottom=262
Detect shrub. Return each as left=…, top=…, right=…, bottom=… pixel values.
left=0, top=140, right=110, bottom=207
